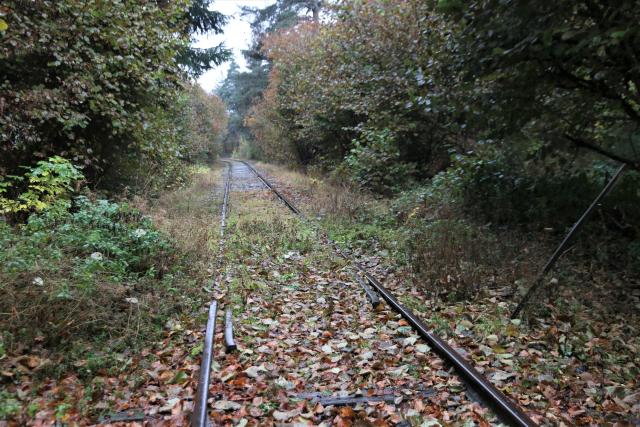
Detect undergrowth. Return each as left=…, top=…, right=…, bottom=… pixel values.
left=0, top=164, right=222, bottom=421
left=0, top=195, right=201, bottom=362
left=250, top=161, right=640, bottom=424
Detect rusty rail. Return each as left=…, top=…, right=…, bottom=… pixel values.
left=241, top=160, right=537, bottom=427
left=352, top=271, right=381, bottom=308
left=219, top=160, right=232, bottom=238
left=192, top=161, right=234, bottom=426
left=357, top=265, right=535, bottom=427
left=240, top=161, right=303, bottom=217
left=191, top=301, right=218, bottom=427
left=511, top=163, right=626, bottom=318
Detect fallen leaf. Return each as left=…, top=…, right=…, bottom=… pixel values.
left=214, top=400, right=242, bottom=411
left=272, top=409, right=299, bottom=421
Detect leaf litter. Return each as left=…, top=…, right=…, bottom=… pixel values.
left=257, top=165, right=640, bottom=426
left=204, top=188, right=494, bottom=426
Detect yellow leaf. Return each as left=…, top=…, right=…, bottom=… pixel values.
left=0, top=19, right=7, bottom=32
left=491, top=345, right=506, bottom=354
left=505, top=324, right=519, bottom=337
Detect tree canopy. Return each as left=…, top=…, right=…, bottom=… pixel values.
left=1, top=0, right=229, bottom=190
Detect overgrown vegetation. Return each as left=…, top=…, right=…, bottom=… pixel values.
left=222, top=0, right=639, bottom=301
left=1, top=0, right=228, bottom=193
left=2, top=0, right=639, bottom=422
left=1, top=196, right=179, bottom=349
left=0, top=1, right=231, bottom=421
left=251, top=162, right=639, bottom=424
left=0, top=162, right=224, bottom=422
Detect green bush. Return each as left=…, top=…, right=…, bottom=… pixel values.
left=235, top=136, right=264, bottom=160
left=0, top=156, right=83, bottom=219
left=446, top=150, right=640, bottom=234
left=1, top=1, right=186, bottom=180
left=0, top=195, right=185, bottom=351
left=390, top=149, right=640, bottom=279
left=345, top=128, right=415, bottom=194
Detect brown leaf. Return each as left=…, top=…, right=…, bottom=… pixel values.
left=339, top=406, right=355, bottom=418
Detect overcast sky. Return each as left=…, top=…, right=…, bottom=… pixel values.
left=195, top=0, right=276, bottom=93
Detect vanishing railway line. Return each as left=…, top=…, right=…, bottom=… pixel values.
left=191, top=159, right=537, bottom=427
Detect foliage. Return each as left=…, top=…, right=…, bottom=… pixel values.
left=242, top=0, right=323, bottom=32
left=244, top=70, right=297, bottom=163
left=1, top=0, right=230, bottom=192
left=0, top=164, right=229, bottom=423
left=0, top=391, right=20, bottom=419
left=178, top=0, right=231, bottom=77
left=183, top=85, right=228, bottom=162
left=0, top=156, right=83, bottom=218
left=218, top=0, right=323, bottom=155
left=242, top=0, right=639, bottom=245
left=440, top=148, right=640, bottom=234
left=218, top=59, right=270, bottom=154
left=234, top=136, right=264, bottom=161
left=441, top=0, right=640, bottom=169
left=1, top=1, right=181, bottom=177
left=256, top=0, right=455, bottom=174
left=0, top=195, right=183, bottom=350
left=345, top=128, right=414, bottom=194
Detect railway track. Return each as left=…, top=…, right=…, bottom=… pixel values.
left=192, top=162, right=231, bottom=427
left=191, top=159, right=537, bottom=427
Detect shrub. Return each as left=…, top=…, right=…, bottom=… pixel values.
left=392, top=148, right=640, bottom=286
left=0, top=195, right=184, bottom=352
left=235, top=136, right=264, bottom=161
left=446, top=149, right=640, bottom=235
left=0, top=156, right=83, bottom=221
left=0, top=1, right=186, bottom=182
left=403, top=219, right=499, bottom=298
left=345, top=128, right=415, bottom=194
left=259, top=0, right=455, bottom=175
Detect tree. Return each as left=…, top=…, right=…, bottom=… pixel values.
left=184, top=85, right=228, bottom=162
left=0, top=1, right=182, bottom=179
left=217, top=59, right=270, bottom=154
left=442, top=0, right=640, bottom=169
left=256, top=0, right=455, bottom=174
left=217, top=0, right=325, bottom=156
left=178, top=0, right=232, bottom=77
left=0, top=0, right=231, bottom=191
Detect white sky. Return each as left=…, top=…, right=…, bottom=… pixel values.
left=195, top=0, right=276, bottom=93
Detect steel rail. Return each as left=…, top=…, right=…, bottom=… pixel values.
left=191, top=301, right=218, bottom=427
left=192, top=161, right=233, bottom=426
left=220, top=160, right=232, bottom=238
left=352, top=272, right=381, bottom=308
left=224, top=308, right=237, bottom=352
left=239, top=161, right=303, bottom=217
left=356, top=265, right=535, bottom=427
left=511, top=163, right=627, bottom=318
left=240, top=159, right=537, bottom=427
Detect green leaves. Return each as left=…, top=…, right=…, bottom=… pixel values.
left=346, top=128, right=415, bottom=194
left=0, top=156, right=83, bottom=217
left=248, top=0, right=455, bottom=179
left=451, top=0, right=640, bottom=166
left=0, top=0, right=218, bottom=191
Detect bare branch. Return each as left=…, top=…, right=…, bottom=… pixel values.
left=564, top=133, right=640, bottom=170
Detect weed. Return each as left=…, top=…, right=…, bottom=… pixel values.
left=0, top=163, right=224, bottom=422
left=0, top=392, right=20, bottom=419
